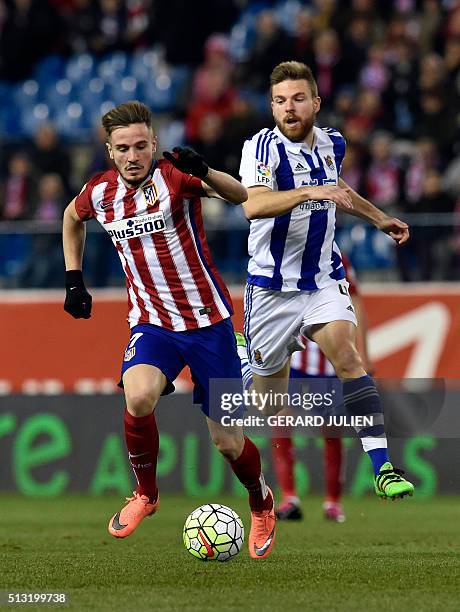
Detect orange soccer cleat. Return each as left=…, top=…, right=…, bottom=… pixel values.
left=108, top=492, right=160, bottom=538
left=249, top=487, right=276, bottom=559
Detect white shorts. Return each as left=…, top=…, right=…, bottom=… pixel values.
left=244, top=281, right=357, bottom=376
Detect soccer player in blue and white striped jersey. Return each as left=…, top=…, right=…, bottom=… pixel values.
left=239, top=61, right=414, bottom=500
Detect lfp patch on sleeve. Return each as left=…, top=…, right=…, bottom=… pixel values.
left=255, top=161, right=272, bottom=186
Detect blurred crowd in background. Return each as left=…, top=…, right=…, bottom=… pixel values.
left=0, top=0, right=460, bottom=287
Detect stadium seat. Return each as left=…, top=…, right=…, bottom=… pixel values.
left=275, top=0, right=303, bottom=34
left=55, top=102, right=90, bottom=140
left=44, top=79, right=73, bottom=113
left=0, top=234, right=32, bottom=286
left=131, top=48, right=162, bottom=81
left=20, top=103, right=51, bottom=137
left=33, top=55, right=65, bottom=84
left=65, top=53, right=95, bottom=84
left=14, top=80, right=40, bottom=110
left=109, top=76, right=139, bottom=105
left=139, top=66, right=190, bottom=113
left=77, top=77, right=108, bottom=110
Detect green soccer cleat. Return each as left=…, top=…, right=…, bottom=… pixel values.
left=234, top=331, right=246, bottom=347
left=374, top=462, right=414, bottom=500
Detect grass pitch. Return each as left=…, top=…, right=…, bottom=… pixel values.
left=1, top=494, right=458, bottom=611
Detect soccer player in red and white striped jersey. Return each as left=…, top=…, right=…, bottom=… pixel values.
left=272, top=254, right=374, bottom=522
left=63, top=101, right=276, bottom=558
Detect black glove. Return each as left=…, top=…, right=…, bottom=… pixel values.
left=163, top=146, right=209, bottom=179
left=64, top=270, right=92, bottom=319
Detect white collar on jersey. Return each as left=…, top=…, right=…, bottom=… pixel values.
left=273, top=125, right=325, bottom=153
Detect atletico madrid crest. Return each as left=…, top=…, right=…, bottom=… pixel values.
left=142, top=181, right=159, bottom=208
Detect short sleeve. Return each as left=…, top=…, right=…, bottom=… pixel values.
left=323, top=127, right=346, bottom=176
left=239, top=131, right=279, bottom=190
left=180, top=172, right=207, bottom=199
left=74, top=182, right=95, bottom=221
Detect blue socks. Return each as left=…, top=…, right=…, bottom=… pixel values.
left=367, top=447, right=390, bottom=475
left=342, top=375, right=389, bottom=475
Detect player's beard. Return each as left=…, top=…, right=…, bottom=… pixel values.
left=118, top=162, right=152, bottom=187
left=276, top=113, right=315, bottom=143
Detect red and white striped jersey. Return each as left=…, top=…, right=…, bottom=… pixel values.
left=75, top=160, right=233, bottom=331
left=290, top=254, right=359, bottom=376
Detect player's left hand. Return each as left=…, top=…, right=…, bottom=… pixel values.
left=376, top=216, right=409, bottom=245
left=163, top=147, right=209, bottom=179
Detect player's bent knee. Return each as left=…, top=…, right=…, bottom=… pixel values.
left=333, top=347, right=363, bottom=379
left=125, top=388, right=160, bottom=417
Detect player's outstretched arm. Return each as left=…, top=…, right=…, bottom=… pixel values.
left=163, top=146, right=247, bottom=204
left=201, top=167, right=247, bottom=204
left=62, top=199, right=92, bottom=319
left=338, top=178, right=409, bottom=245
left=243, top=184, right=353, bottom=219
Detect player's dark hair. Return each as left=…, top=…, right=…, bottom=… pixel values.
left=101, top=100, right=153, bottom=137
left=270, top=61, right=318, bottom=98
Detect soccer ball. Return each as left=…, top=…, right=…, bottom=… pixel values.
left=183, top=503, right=244, bottom=561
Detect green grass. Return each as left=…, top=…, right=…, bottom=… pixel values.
left=1, top=494, right=459, bottom=611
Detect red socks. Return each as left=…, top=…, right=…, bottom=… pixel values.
left=124, top=409, right=159, bottom=503
left=324, top=437, right=343, bottom=502
left=229, top=436, right=272, bottom=512
left=271, top=435, right=297, bottom=500
left=272, top=435, right=344, bottom=503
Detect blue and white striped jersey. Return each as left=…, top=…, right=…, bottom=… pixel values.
left=239, top=125, right=346, bottom=292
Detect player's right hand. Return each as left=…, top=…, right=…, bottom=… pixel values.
left=64, top=270, right=92, bottom=319
left=304, top=185, right=353, bottom=210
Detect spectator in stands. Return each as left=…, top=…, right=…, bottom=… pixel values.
left=410, top=169, right=456, bottom=281
left=347, top=88, right=384, bottom=135
left=289, top=8, right=315, bottom=63
left=382, top=39, right=418, bottom=137
left=310, top=29, right=344, bottom=108
left=443, top=153, right=460, bottom=202
left=125, top=0, right=151, bottom=50
left=33, top=173, right=66, bottom=221
left=340, top=143, right=364, bottom=194
left=403, top=138, right=440, bottom=206
left=239, top=10, right=292, bottom=91
left=28, top=123, right=72, bottom=197
left=192, top=34, right=234, bottom=101
left=418, top=53, right=446, bottom=96
left=359, top=44, right=389, bottom=94
left=339, top=14, right=374, bottom=86
left=64, top=0, right=99, bottom=55
left=444, top=37, right=460, bottom=99
left=0, top=152, right=35, bottom=220
left=365, top=132, right=401, bottom=213
left=92, top=0, right=126, bottom=55
left=221, top=98, right=268, bottom=178
left=418, top=0, right=443, bottom=55
left=311, top=0, right=339, bottom=32
left=416, top=92, right=454, bottom=159
left=0, top=0, right=65, bottom=81
left=185, top=67, right=238, bottom=142
left=85, top=124, right=113, bottom=177
left=152, top=0, right=238, bottom=67
left=190, top=113, right=226, bottom=172
left=19, top=173, right=66, bottom=287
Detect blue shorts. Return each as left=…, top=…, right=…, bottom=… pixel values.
left=120, top=318, right=243, bottom=418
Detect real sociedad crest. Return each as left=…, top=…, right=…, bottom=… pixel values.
left=324, top=155, right=334, bottom=170
left=142, top=180, right=159, bottom=208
